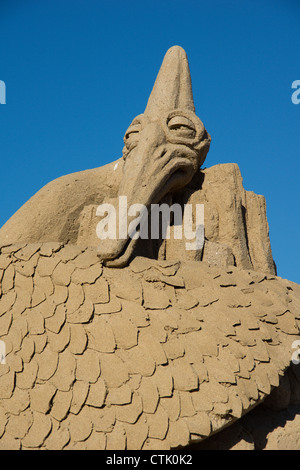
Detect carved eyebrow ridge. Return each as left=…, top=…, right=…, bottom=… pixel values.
left=168, top=115, right=196, bottom=130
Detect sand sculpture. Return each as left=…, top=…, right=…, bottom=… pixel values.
left=0, top=46, right=299, bottom=450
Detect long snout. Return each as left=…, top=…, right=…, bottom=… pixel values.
left=97, top=122, right=199, bottom=265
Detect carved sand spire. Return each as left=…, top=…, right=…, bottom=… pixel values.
left=144, top=46, right=195, bottom=119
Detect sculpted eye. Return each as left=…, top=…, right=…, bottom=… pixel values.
left=122, top=115, right=144, bottom=160
left=124, top=124, right=141, bottom=150
left=167, top=115, right=196, bottom=139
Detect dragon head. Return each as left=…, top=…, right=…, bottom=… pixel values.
left=97, top=46, right=211, bottom=266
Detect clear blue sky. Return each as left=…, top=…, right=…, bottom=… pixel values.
left=0, top=0, right=299, bottom=283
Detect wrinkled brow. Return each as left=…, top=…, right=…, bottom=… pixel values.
left=130, top=114, right=144, bottom=127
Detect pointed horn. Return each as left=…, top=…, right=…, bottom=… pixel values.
left=144, top=46, right=195, bottom=120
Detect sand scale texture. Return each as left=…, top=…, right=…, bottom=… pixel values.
left=0, top=244, right=299, bottom=450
